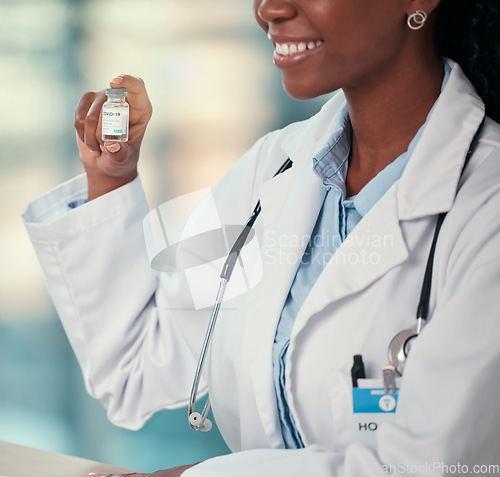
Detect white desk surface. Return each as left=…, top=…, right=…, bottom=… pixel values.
left=0, top=441, right=135, bottom=477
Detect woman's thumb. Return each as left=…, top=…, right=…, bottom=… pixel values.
left=102, top=141, right=130, bottom=163
left=104, top=142, right=122, bottom=154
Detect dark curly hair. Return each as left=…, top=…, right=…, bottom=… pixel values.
left=435, top=0, right=500, bottom=123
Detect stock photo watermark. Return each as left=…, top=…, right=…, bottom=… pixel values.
left=143, top=188, right=397, bottom=310
left=263, top=230, right=395, bottom=267
left=376, top=461, right=500, bottom=476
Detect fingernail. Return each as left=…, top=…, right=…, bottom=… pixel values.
left=105, top=142, right=121, bottom=153
left=88, top=473, right=100, bottom=476
left=90, top=149, right=100, bottom=157
left=110, top=76, right=124, bottom=85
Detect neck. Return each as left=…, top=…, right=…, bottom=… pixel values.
left=343, top=51, right=444, bottom=196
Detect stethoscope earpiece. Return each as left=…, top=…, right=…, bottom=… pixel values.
left=189, top=412, right=213, bottom=432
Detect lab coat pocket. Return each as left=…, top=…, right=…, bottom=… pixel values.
left=328, top=368, right=355, bottom=452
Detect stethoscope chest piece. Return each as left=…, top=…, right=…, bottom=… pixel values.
left=387, top=327, right=418, bottom=376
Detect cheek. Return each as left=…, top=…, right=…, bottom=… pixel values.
left=323, top=12, right=405, bottom=69
left=322, top=1, right=403, bottom=50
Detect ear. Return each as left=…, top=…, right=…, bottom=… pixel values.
left=405, top=0, right=441, bottom=16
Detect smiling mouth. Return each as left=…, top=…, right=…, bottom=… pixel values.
left=273, top=40, right=324, bottom=57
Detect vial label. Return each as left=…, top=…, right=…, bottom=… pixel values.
left=102, top=104, right=129, bottom=142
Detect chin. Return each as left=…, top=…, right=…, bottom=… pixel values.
left=285, top=90, right=317, bottom=101
left=283, top=84, right=318, bottom=101
left=282, top=76, right=336, bottom=101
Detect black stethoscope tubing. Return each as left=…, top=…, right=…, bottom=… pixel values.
left=389, top=117, right=485, bottom=374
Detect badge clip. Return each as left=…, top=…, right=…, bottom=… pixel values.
left=383, top=364, right=397, bottom=394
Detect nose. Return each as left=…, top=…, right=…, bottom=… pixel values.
left=254, top=0, right=297, bottom=29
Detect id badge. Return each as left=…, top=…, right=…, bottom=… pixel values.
left=352, top=378, right=400, bottom=448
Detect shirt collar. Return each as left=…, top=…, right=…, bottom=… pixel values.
left=312, top=59, right=453, bottom=219
left=312, top=104, right=351, bottom=195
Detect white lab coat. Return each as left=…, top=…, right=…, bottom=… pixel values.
left=23, top=59, right=500, bottom=476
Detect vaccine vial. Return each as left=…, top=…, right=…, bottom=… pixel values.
left=102, top=88, right=129, bottom=142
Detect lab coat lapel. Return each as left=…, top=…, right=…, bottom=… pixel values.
left=292, top=182, right=409, bottom=334
left=240, top=93, right=350, bottom=448
left=397, top=59, right=485, bottom=220
left=242, top=156, right=326, bottom=448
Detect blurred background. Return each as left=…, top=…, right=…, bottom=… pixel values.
left=0, top=0, right=332, bottom=472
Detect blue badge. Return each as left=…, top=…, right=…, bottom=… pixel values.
left=352, top=382, right=399, bottom=448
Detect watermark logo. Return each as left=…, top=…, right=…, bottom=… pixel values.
left=262, top=230, right=394, bottom=268
left=143, top=189, right=262, bottom=310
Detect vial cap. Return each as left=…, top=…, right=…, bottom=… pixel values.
left=106, top=87, right=127, bottom=96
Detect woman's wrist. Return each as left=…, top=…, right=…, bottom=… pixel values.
left=85, top=168, right=138, bottom=201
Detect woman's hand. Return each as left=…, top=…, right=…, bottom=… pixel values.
left=74, top=75, right=153, bottom=200
left=89, top=463, right=200, bottom=477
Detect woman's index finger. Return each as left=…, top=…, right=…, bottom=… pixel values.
left=109, top=75, right=147, bottom=95
left=109, top=75, right=151, bottom=111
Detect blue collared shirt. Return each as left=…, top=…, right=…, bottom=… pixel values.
left=273, top=63, right=451, bottom=448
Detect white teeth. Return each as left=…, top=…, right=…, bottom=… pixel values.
left=275, top=40, right=323, bottom=57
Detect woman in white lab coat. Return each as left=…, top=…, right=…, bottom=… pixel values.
left=23, top=0, right=500, bottom=476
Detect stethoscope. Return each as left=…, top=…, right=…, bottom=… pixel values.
left=188, top=119, right=485, bottom=431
